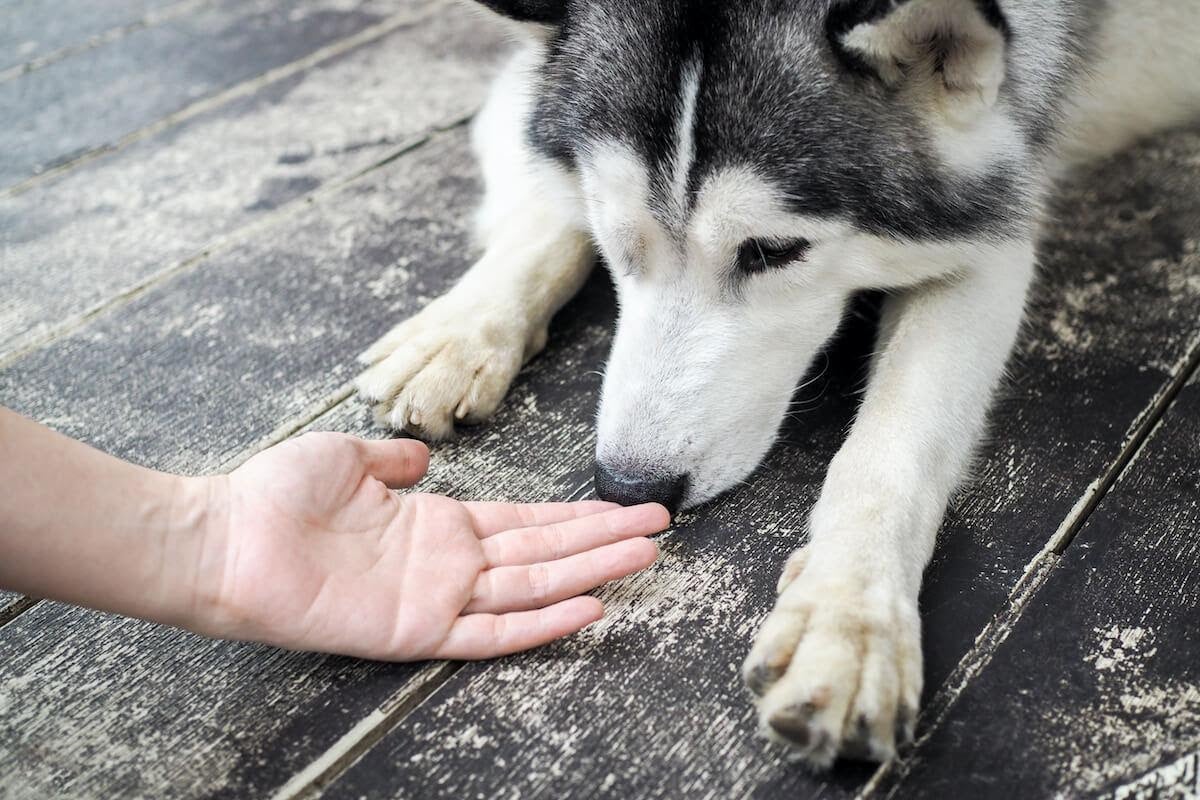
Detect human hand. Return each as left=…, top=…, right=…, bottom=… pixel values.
left=189, top=432, right=668, bottom=660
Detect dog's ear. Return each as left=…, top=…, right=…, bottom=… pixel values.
left=472, top=0, right=564, bottom=25
left=827, top=0, right=1008, bottom=122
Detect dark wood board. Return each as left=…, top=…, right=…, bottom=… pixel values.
left=0, top=0, right=416, bottom=189
left=0, top=0, right=192, bottom=74
left=0, top=129, right=486, bottom=473
left=875, top=372, right=1200, bottom=800
left=0, top=0, right=505, bottom=359
left=317, top=129, right=1200, bottom=799
left=0, top=130, right=491, bottom=799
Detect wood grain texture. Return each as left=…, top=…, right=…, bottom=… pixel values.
left=0, top=592, right=28, bottom=624
left=318, top=129, right=1200, bottom=800
left=0, top=131, right=492, bottom=800
left=877, top=371, right=1200, bottom=799
left=0, top=0, right=505, bottom=359
left=0, top=0, right=197, bottom=75
left=0, top=0, right=415, bottom=189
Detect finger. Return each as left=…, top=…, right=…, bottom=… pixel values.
left=432, top=596, right=604, bottom=660
left=481, top=503, right=671, bottom=567
left=463, top=500, right=621, bottom=538
left=466, top=537, right=659, bottom=614
left=354, top=437, right=430, bottom=488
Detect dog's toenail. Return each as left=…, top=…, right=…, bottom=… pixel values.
left=838, top=715, right=874, bottom=761
left=895, top=705, right=915, bottom=745
left=745, top=663, right=782, bottom=696
left=768, top=705, right=814, bottom=747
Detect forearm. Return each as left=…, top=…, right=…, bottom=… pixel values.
left=0, top=407, right=212, bottom=626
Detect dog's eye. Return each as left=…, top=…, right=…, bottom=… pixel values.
left=736, top=238, right=811, bottom=274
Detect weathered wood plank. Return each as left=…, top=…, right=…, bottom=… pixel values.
left=0, top=0, right=196, bottom=75
left=0, top=129, right=493, bottom=472
left=0, top=0, right=504, bottom=360
left=0, top=0, right=415, bottom=189
left=316, top=129, right=1200, bottom=799
left=0, top=126, right=603, bottom=799
left=876, top=370, right=1200, bottom=799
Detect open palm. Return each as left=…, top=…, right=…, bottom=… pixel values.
left=196, top=432, right=666, bottom=660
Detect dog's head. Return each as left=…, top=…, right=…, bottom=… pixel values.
left=479, top=0, right=1034, bottom=511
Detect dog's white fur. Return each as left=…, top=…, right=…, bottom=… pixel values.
left=357, top=0, right=1200, bottom=768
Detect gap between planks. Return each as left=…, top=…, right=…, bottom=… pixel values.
left=269, top=661, right=464, bottom=800
left=859, top=332, right=1200, bottom=800
left=0, top=0, right=216, bottom=84
left=0, top=596, right=40, bottom=631
left=0, top=0, right=444, bottom=199
left=1047, top=333, right=1200, bottom=555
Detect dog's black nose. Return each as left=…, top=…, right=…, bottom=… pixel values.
left=594, top=463, right=689, bottom=514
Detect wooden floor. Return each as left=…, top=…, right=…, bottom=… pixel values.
left=1, top=2, right=1198, bottom=798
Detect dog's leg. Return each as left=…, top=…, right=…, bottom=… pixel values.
left=356, top=48, right=592, bottom=439
left=742, top=240, right=1036, bottom=766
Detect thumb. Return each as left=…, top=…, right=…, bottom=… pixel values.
left=354, top=437, right=430, bottom=488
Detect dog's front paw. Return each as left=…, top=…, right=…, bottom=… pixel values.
left=355, top=295, right=546, bottom=440
left=742, top=557, right=921, bottom=768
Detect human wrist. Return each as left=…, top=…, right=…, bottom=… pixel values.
left=154, top=472, right=230, bottom=634
left=0, top=408, right=234, bottom=633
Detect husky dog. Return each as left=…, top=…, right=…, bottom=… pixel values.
left=356, top=0, right=1200, bottom=768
